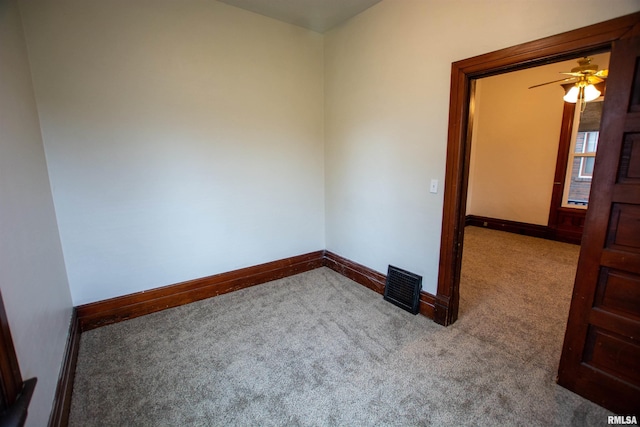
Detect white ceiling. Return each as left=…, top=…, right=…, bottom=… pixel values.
left=218, top=0, right=383, bottom=33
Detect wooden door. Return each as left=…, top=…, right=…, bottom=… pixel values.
left=557, top=33, right=640, bottom=414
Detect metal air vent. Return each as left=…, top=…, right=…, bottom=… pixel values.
left=383, top=265, right=422, bottom=315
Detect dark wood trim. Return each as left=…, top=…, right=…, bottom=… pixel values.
left=548, top=102, right=579, bottom=228
left=419, top=291, right=436, bottom=320
left=322, top=251, right=386, bottom=294
left=0, top=293, right=23, bottom=411
left=547, top=97, right=590, bottom=243
left=77, top=249, right=438, bottom=334
left=48, top=310, right=80, bottom=427
left=466, top=215, right=548, bottom=239
left=77, top=251, right=325, bottom=331
left=323, top=251, right=436, bottom=320
left=546, top=210, right=585, bottom=245
left=52, top=251, right=437, bottom=426
left=465, top=214, right=582, bottom=245
left=2, top=378, right=37, bottom=427
left=438, top=12, right=640, bottom=327
left=0, top=290, right=38, bottom=427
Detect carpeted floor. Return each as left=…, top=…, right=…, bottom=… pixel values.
left=69, top=227, right=611, bottom=426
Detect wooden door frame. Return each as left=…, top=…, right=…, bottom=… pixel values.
left=434, top=12, right=640, bottom=327
left=0, top=290, right=37, bottom=426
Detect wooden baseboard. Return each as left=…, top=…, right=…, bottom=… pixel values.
left=323, top=251, right=436, bottom=320
left=322, top=251, right=386, bottom=294
left=48, top=309, right=80, bottom=427
left=49, top=251, right=440, bottom=427
left=466, top=215, right=548, bottom=238
left=546, top=228, right=583, bottom=245
left=465, top=215, right=581, bottom=245
left=77, top=250, right=437, bottom=332
left=55, top=250, right=437, bottom=425
left=77, top=250, right=438, bottom=332
left=419, top=291, right=436, bottom=320
left=77, top=251, right=325, bottom=331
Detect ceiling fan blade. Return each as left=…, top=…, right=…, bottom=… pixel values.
left=595, top=69, right=608, bottom=78
left=587, top=76, right=604, bottom=84
left=560, top=72, right=584, bottom=77
left=528, top=77, right=576, bottom=89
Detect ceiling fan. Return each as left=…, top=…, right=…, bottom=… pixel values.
left=529, top=57, right=608, bottom=106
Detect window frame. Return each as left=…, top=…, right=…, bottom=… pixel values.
left=561, top=98, right=604, bottom=209
left=578, top=155, right=596, bottom=179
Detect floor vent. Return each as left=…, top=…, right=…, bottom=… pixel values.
left=383, top=265, right=422, bottom=315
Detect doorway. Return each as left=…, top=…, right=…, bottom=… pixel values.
left=466, top=54, right=609, bottom=239
left=457, top=54, right=608, bottom=380
left=433, top=13, right=639, bottom=327
left=435, top=12, right=640, bottom=413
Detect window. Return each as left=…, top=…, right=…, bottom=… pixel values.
left=561, top=98, right=603, bottom=208
left=577, top=131, right=598, bottom=178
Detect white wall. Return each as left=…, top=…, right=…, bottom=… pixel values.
left=0, top=1, right=73, bottom=425
left=19, top=0, right=326, bottom=305
left=324, top=0, right=640, bottom=294
left=467, top=53, right=610, bottom=225
left=17, top=0, right=639, bottom=305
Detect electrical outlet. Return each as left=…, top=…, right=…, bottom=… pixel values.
left=430, top=179, right=438, bottom=194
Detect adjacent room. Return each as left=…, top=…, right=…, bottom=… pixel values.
left=454, top=52, right=611, bottom=394
left=1, top=0, right=639, bottom=425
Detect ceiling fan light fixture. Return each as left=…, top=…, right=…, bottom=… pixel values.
left=563, top=79, right=601, bottom=104
left=563, top=85, right=580, bottom=103
left=530, top=57, right=607, bottom=106
left=583, top=84, right=601, bottom=102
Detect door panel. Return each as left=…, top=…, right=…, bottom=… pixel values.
left=619, top=133, right=640, bottom=181
left=596, top=268, right=640, bottom=316
left=558, top=33, right=640, bottom=414
left=584, top=326, right=640, bottom=381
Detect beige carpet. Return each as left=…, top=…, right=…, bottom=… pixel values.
left=457, top=226, right=581, bottom=373
left=69, top=227, right=611, bottom=426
